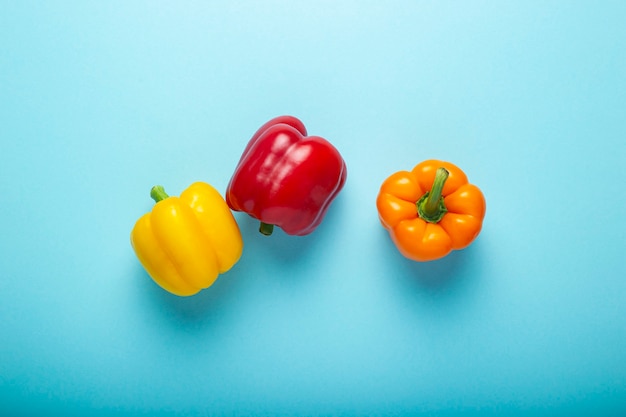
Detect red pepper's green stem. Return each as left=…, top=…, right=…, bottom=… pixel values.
left=416, top=167, right=449, bottom=223
left=259, top=222, right=274, bottom=236
left=150, top=185, right=169, bottom=203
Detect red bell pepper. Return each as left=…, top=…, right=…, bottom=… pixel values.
left=226, top=115, right=347, bottom=236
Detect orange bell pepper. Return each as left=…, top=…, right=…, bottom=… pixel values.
left=376, top=160, right=486, bottom=262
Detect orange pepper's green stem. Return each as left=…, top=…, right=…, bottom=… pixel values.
left=417, top=167, right=449, bottom=223
left=150, top=185, right=169, bottom=203
left=259, top=222, right=274, bottom=236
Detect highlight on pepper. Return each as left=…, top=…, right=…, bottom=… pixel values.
left=376, top=160, right=486, bottom=262
left=226, top=115, right=347, bottom=236
left=130, top=182, right=243, bottom=296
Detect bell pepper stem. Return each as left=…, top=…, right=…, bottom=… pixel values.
left=150, top=185, right=169, bottom=203
left=259, top=222, right=274, bottom=236
left=417, top=167, right=449, bottom=223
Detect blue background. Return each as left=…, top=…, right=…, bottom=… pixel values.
left=1, top=1, right=625, bottom=416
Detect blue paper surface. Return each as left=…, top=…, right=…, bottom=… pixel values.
left=1, top=1, right=625, bottom=415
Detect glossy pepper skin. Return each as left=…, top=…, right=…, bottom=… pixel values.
left=376, top=160, right=486, bottom=262
left=131, top=182, right=243, bottom=296
left=226, top=115, right=347, bottom=236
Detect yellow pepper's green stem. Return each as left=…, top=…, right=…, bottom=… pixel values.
left=259, top=222, right=274, bottom=236
left=150, top=185, right=169, bottom=203
left=416, top=167, right=449, bottom=223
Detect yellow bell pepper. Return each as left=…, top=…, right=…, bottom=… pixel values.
left=130, top=182, right=243, bottom=296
